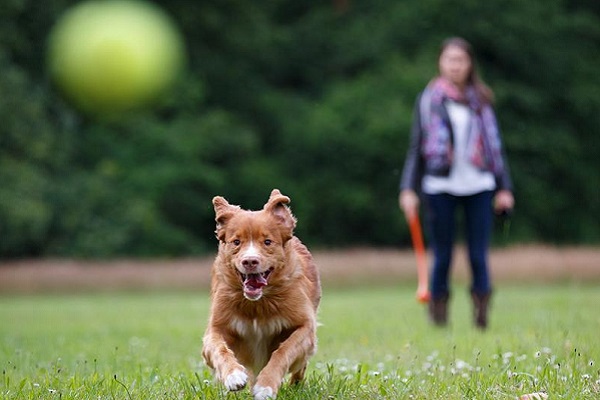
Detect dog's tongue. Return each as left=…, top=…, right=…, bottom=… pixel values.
left=244, top=273, right=268, bottom=289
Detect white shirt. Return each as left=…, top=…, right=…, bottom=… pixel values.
left=422, top=101, right=496, bottom=196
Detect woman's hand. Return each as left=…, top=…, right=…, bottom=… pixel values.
left=494, top=190, right=514, bottom=213
left=399, top=189, right=420, bottom=220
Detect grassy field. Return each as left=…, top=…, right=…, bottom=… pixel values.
left=1, top=283, right=599, bottom=399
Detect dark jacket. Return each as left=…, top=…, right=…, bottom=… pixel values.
left=399, top=94, right=513, bottom=194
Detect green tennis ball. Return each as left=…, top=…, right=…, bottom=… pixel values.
left=47, top=0, right=185, bottom=116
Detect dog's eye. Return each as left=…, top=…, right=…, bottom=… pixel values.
left=264, top=239, right=272, bottom=246
left=232, top=239, right=241, bottom=246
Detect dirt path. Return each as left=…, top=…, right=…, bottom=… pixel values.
left=0, top=245, right=598, bottom=294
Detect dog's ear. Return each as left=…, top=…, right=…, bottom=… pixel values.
left=213, top=196, right=240, bottom=241
left=264, top=189, right=297, bottom=237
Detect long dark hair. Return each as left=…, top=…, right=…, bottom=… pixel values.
left=439, top=37, right=495, bottom=104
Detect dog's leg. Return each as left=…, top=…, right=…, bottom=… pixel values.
left=253, top=324, right=316, bottom=400
left=289, top=362, right=307, bottom=385
left=202, top=330, right=248, bottom=392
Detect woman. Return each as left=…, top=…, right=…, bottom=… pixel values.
left=399, top=37, right=514, bottom=329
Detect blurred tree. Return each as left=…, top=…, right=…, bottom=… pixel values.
left=0, top=0, right=598, bottom=258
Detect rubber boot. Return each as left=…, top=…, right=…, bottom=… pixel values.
left=471, top=291, right=492, bottom=329
left=428, top=293, right=450, bottom=326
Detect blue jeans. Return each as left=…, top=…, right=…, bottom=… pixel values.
left=424, top=191, right=494, bottom=299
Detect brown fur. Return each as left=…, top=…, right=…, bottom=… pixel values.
left=202, top=189, right=321, bottom=400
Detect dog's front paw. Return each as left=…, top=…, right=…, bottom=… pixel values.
left=224, top=369, right=248, bottom=391
left=253, top=384, right=274, bottom=400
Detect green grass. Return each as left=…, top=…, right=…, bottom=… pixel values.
left=1, top=283, right=599, bottom=399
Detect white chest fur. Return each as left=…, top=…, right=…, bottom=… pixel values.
left=229, top=317, right=291, bottom=371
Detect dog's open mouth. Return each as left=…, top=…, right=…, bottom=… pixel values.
left=239, top=268, right=273, bottom=300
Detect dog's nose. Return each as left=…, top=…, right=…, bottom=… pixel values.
left=241, top=256, right=260, bottom=270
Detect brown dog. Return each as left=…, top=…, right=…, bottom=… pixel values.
left=202, top=189, right=321, bottom=400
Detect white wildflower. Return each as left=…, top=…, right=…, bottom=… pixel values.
left=455, top=359, right=469, bottom=370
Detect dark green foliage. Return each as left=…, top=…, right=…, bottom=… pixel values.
left=0, top=0, right=598, bottom=257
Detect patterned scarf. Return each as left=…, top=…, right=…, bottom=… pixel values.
left=419, top=76, right=504, bottom=175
